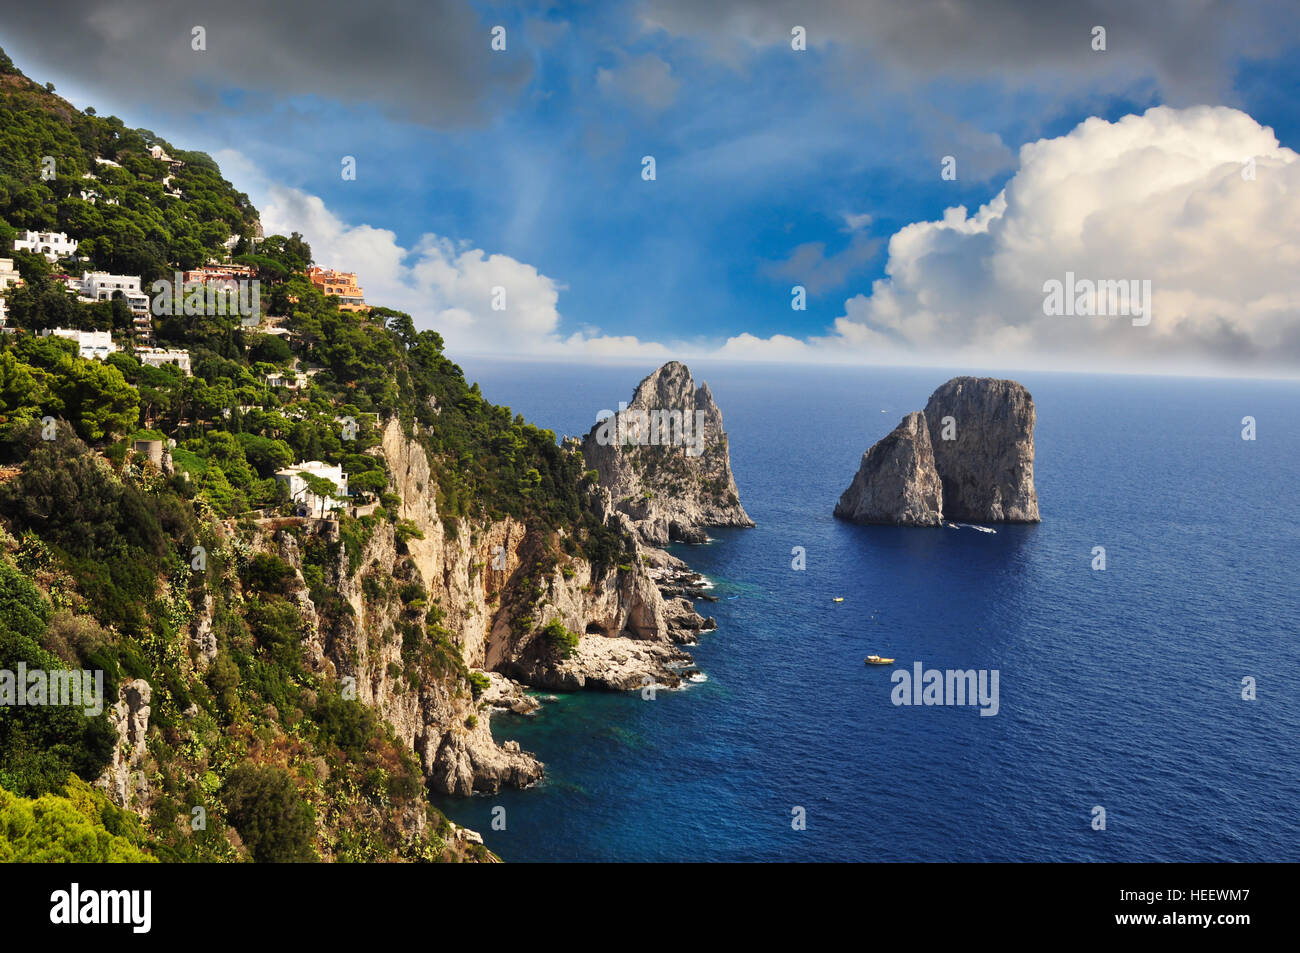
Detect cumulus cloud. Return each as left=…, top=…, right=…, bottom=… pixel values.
left=217, top=151, right=669, bottom=359
left=716, top=333, right=811, bottom=361
left=219, top=103, right=1300, bottom=375
left=731, top=106, right=1300, bottom=373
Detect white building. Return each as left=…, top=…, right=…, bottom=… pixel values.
left=266, top=370, right=309, bottom=390
left=136, top=346, right=192, bottom=375
left=0, top=258, right=21, bottom=292
left=13, top=230, right=79, bottom=263
left=77, top=272, right=150, bottom=315
left=41, top=328, right=118, bottom=361
left=275, top=462, right=348, bottom=517
left=0, top=259, right=18, bottom=333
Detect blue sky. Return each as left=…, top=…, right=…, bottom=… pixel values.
left=2, top=0, right=1299, bottom=375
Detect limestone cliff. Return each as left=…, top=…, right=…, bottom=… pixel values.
left=834, top=376, right=1040, bottom=526
left=834, top=412, right=944, bottom=526
left=95, top=678, right=152, bottom=811
left=263, top=417, right=721, bottom=801
left=923, top=377, right=1040, bottom=523
left=581, top=361, right=753, bottom=544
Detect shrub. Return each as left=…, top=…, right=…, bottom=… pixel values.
left=540, top=619, right=580, bottom=660
left=222, top=765, right=315, bottom=863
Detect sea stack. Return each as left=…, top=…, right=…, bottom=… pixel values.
left=581, top=361, right=753, bottom=544
left=833, top=412, right=944, bottom=526
left=923, top=377, right=1039, bottom=523
left=834, top=376, right=1040, bottom=526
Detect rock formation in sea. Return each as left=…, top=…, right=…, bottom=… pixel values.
left=580, top=361, right=754, bottom=545
left=834, top=377, right=1040, bottom=526
left=923, top=377, right=1040, bottom=523
left=833, top=412, right=944, bottom=526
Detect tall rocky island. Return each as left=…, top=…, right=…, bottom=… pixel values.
left=835, top=376, right=1040, bottom=526
left=581, top=361, right=754, bottom=545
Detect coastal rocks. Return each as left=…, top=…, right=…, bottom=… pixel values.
left=96, top=678, right=152, bottom=810
left=923, top=377, right=1040, bottom=523
left=429, top=717, right=543, bottom=796
left=834, top=412, right=944, bottom=526
left=479, top=670, right=541, bottom=715
left=504, top=633, right=694, bottom=692
left=834, top=377, right=1040, bottom=526
left=581, top=361, right=754, bottom=545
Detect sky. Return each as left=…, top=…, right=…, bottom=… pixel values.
left=2, top=0, right=1298, bottom=377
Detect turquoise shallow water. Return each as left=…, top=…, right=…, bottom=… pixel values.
left=435, top=360, right=1300, bottom=862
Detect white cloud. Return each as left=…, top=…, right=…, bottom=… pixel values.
left=716, top=333, right=810, bottom=361
left=216, top=149, right=673, bottom=359
left=219, top=103, right=1300, bottom=376
left=730, top=106, right=1300, bottom=374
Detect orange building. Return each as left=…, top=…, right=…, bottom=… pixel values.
left=305, top=266, right=368, bottom=312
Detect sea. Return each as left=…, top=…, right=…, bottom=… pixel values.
left=434, top=358, right=1300, bottom=862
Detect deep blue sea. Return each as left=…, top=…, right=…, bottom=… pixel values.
left=435, top=359, right=1300, bottom=862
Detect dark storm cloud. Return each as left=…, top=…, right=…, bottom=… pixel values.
left=0, top=0, right=531, bottom=125
left=639, top=0, right=1300, bottom=104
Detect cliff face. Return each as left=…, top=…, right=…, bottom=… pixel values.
left=923, top=377, right=1040, bottom=523
left=834, top=412, right=944, bottom=526
left=581, top=361, right=753, bottom=545
left=269, top=418, right=721, bottom=800
left=96, top=678, right=152, bottom=811
left=378, top=419, right=709, bottom=691
left=834, top=377, right=1040, bottom=526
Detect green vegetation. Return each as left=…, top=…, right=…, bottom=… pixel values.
left=540, top=619, right=580, bottom=660
left=0, top=775, right=155, bottom=862
left=0, top=45, right=647, bottom=864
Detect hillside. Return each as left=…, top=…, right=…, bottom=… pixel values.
left=0, top=45, right=682, bottom=862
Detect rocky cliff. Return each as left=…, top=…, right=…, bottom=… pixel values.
left=581, top=362, right=753, bottom=544
left=257, top=417, right=721, bottom=801
left=834, top=377, right=1040, bottom=526
left=923, top=377, right=1040, bottom=523
left=96, top=678, right=152, bottom=811
left=834, top=412, right=944, bottom=526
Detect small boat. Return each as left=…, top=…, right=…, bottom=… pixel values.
left=864, top=655, right=894, bottom=665
left=832, top=597, right=844, bottom=603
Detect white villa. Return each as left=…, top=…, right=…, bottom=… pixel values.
left=0, top=258, right=21, bottom=292
left=13, top=230, right=79, bottom=262
left=76, top=271, right=150, bottom=315
left=0, top=259, right=20, bottom=331
left=136, top=346, right=192, bottom=375
left=41, top=327, right=118, bottom=361
left=267, top=369, right=309, bottom=390
left=275, top=461, right=348, bottom=517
